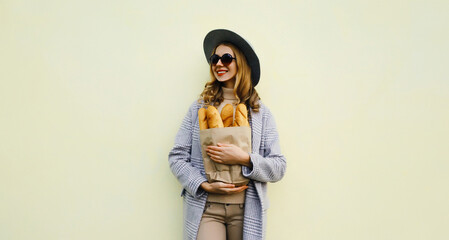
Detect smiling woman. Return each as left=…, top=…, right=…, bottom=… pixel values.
left=168, top=29, right=286, bottom=240
left=211, top=45, right=238, bottom=87
left=202, top=42, right=260, bottom=113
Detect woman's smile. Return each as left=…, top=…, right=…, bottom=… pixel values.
left=216, top=69, right=228, bottom=76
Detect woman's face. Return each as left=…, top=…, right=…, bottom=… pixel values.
left=212, top=45, right=237, bottom=88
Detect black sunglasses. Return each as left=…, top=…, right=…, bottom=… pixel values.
left=210, top=53, right=236, bottom=65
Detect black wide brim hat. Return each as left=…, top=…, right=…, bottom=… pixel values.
left=203, top=29, right=260, bottom=87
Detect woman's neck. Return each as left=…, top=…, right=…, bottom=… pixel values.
left=222, top=86, right=237, bottom=100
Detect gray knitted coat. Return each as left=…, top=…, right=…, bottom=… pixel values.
left=169, top=101, right=286, bottom=239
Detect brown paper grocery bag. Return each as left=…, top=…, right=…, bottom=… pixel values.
left=199, top=126, right=251, bottom=186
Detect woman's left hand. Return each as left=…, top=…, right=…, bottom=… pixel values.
left=206, top=143, right=252, bottom=167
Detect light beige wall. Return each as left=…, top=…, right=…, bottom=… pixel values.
left=1, top=0, right=448, bottom=239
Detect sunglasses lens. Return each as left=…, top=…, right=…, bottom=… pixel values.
left=210, top=55, right=219, bottom=64
left=221, top=54, right=233, bottom=65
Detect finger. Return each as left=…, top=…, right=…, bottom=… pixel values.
left=210, top=157, right=229, bottom=165
left=207, top=145, right=221, bottom=151
left=217, top=143, right=231, bottom=147
left=206, top=149, right=221, bottom=156
left=217, top=182, right=235, bottom=188
left=207, top=150, right=225, bottom=160
left=210, top=157, right=223, bottom=163
left=224, top=186, right=248, bottom=194
left=235, top=186, right=249, bottom=192
left=207, top=152, right=221, bottom=161
left=235, top=185, right=248, bottom=190
left=211, top=158, right=223, bottom=164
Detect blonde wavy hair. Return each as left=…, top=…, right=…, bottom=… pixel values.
left=199, top=42, right=260, bottom=112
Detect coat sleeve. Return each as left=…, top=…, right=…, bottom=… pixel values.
left=242, top=108, right=287, bottom=183
left=168, top=103, right=208, bottom=199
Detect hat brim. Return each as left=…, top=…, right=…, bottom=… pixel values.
left=203, top=29, right=260, bottom=87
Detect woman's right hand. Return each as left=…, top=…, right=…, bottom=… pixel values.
left=200, top=182, right=248, bottom=195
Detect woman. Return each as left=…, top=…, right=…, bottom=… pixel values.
left=169, top=29, right=286, bottom=240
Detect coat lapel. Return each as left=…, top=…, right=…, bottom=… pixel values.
left=249, top=108, right=262, bottom=154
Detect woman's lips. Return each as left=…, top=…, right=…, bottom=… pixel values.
left=217, top=70, right=227, bottom=76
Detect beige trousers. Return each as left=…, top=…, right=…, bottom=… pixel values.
left=196, top=202, right=244, bottom=240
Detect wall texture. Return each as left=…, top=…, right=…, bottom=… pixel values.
left=1, top=0, right=448, bottom=239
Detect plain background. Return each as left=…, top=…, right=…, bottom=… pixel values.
left=1, top=0, right=448, bottom=239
